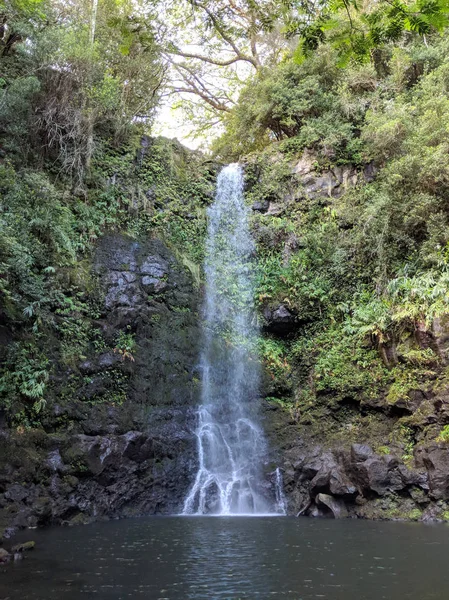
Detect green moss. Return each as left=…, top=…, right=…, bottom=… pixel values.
left=390, top=424, right=415, bottom=464
left=386, top=367, right=434, bottom=406
left=437, top=425, right=449, bottom=443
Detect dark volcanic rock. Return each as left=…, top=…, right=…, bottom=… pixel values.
left=0, top=548, right=11, bottom=563
left=0, top=234, right=201, bottom=537
left=252, top=199, right=270, bottom=212
left=272, top=433, right=434, bottom=520
left=354, top=456, right=403, bottom=495
left=308, top=452, right=358, bottom=501
left=350, top=443, right=374, bottom=462
left=315, top=493, right=348, bottom=518
left=263, top=304, right=299, bottom=335
left=432, top=315, right=449, bottom=363
left=419, top=443, right=449, bottom=500
left=80, top=352, right=123, bottom=374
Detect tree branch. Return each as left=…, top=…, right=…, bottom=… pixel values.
left=187, top=0, right=260, bottom=68
left=169, top=86, right=231, bottom=111
left=167, top=48, right=245, bottom=67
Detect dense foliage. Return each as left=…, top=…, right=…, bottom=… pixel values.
left=3, top=0, right=449, bottom=463
left=234, top=27, right=449, bottom=452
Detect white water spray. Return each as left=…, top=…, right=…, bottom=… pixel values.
left=275, top=467, right=287, bottom=515
left=183, top=164, right=285, bottom=516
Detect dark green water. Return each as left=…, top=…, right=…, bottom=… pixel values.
left=1, top=516, right=449, bottom=599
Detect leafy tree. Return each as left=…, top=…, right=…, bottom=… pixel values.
left=212, top=45, right=366, bottom=160
left=288, top=0, right=449, bottom=65
left=158, top=0, right=293, bottom=131
left=0, top=0, right=164, bottom=187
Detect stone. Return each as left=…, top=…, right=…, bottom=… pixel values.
left=354, top=456, right=405, bottom=496
left=351, top=444, right=374, bottom=462
left=432, top=315, right=449, bottom=363
left=263, top=304, right=299, bottom=335
left=4, top=484, right=28, bottom=503
left=0, top=548, right=10, bottom=563
left=0, top=233, right=201, bottom=536
left=290, top=154, right=376, bottom=204
left=107, top=271, right=137, bottom=285
left=98, top=353, right=122, bottom=369
left=299, top=451, right=324, bottom=479
left=303, top=173, right=340, bottom=199
left=45, top=450, right=65, bottom=473
left=421, top=444, right=449, bottom=500
left=315, top=493, right=348, bottom=518
left=421, top=504, right=444, bottom=522
left=140, top=256, right=168, bottom=278
left=398, top=464, right=428, bottom=489
left=409, top=486, right=430, bottom=505
left=293, top=151, right=315, bottom=176
left=105, top=284, right=143, bottom=311
left=328, top=468, right=357, bottom=497
left=11, top=541, right=35, bottom=553
left=80, top=352, right=123, bottom=374
left=363, top=162, right=378, bottom=183
left=252, top=200, right=270, bottom=212
left=309, top=453, right=357, bottom=499
left=141, top=276, right=167, bottom=293
left=266, top=202, right=283, bottom=216
left=95, top=238, right=139, bottom=274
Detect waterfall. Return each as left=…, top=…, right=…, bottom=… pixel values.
left=275, top=468, right=287, bottom=515
left=183, top=164, right=284, bottom=516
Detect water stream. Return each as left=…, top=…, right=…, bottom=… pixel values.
left=183, top=164, right=282, bottom=515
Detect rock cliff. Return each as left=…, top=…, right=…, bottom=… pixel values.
left=0, top=234, right=201, bottom=536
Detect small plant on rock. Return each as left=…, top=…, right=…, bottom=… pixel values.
left=437, top=425, right=449, bottom=443
left=113, top=329, right=136, bottom=362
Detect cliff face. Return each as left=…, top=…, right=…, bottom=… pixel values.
left=0, top=233, right=201, bottom=536
left=249, top=147, right=449, bottom=521
left=2, top=136, right=449, bottom=535
left=0, top=134, right=220, bottom=537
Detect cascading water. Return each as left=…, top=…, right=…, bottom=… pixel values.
left=183, top=164, right=285, bottom=516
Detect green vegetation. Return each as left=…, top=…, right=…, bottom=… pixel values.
left=114, top=329, right=136, bottom=362
left=210, top=11, right=449, bottom=449
left=0, top=1, right=215, bottom=426
left=437, top=425, right=449, bottom=442
left=2, top=0, right=449, bottom=461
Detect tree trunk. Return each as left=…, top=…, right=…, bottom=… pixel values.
left=90, top=0, right=99, bottom=45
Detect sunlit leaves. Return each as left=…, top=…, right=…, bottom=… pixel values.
left=294, top=0, right=449, bottom=63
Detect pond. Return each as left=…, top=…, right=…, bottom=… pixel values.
left=1, top=516, right=449, bottom=599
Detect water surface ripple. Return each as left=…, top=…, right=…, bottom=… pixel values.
left=2, top=516, right=449, bottom=599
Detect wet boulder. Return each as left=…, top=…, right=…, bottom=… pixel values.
left=350, top=443, right=374, bottom=462
left=352, top=456, right=402, bottom=496
left=45, top=449, right=66, bottom=473
left=94, top=236, right=173, bottom=327
left=79, top=352, right=123, bottom=374
left=263, top=304, right=299, bottom=335
left=4, top=484, right=28, bottom=503
left=11, top=541, right=35, bottom=553
left=309, top=453, right=357, bottom=499
left=141, top=276, right=167, bottom=294
left=140, top=255, right=168, bottom=278
left=432, top=315, right=449, bottom=363
left=0, top=548, right=11, bottom=563
left=251, top=199, right=270, bottom=213
left=315, top=493, right=348, bottom=519
left=419, top=443, right=449, bottom=500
